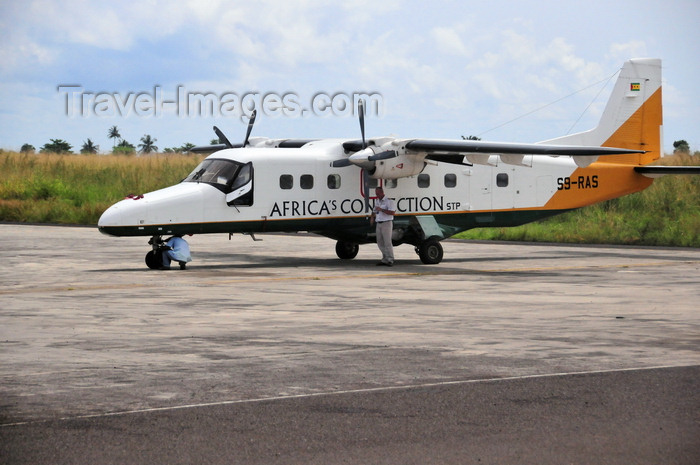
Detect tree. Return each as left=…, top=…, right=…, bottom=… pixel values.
left=673, top=140, right=690, bottom=154
left=80, top=138, right=99, bottom=154
left=108, top=126, right=121, bottom=148
left=40, top=139, right=73, bottom=154
left=180, top=142, right=195, bottom=153
left=20, top=143, right=35, bottom=153
left=138, top=134, right=158, bottom=153
left=461, top=135, right=482, bottom=140
left=113, top=139, right=135, bottom=154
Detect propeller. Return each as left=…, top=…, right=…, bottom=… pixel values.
left=357, top=99, right=372, bottom=213
left=330, top=99, right=400, bottom=212
left=210, top=108, right=257, bottom=150
left=358, top=99, right=366, bottom=149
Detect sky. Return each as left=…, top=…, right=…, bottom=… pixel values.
left=1, top=0, right=698, bottom=154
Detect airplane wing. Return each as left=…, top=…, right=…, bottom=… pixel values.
left=404, top=139, right=644, bottom=161
left=338, top=138, right=646, bottom=170
left=190, top=143, right=231, bottom=153
left=190, top=139, right=317, bottom=153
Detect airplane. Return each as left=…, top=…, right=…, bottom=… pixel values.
left=98, top=58, right=699, bottom=268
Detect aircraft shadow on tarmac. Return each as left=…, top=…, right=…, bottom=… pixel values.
left=89, top=250, right=583, bottom=279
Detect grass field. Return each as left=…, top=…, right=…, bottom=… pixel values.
left=0, top=152, right=203, bottom=224
left=1, top=151, right=698, bottom=247
left=455, top=152, right=700, bottom=246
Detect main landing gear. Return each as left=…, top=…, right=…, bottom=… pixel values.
left=333, top=238, right=444, bottom=265
left=415, top=238, right=443, bottom=265
left=335, top=241, right=360, bottom=260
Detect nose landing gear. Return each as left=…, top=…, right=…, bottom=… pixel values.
left=145, top=235, right=165, bottom=269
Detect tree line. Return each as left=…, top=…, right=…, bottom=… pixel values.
left=19, top=126, right=197, bottom=155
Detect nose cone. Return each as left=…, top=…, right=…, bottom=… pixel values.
left=97, top=183, right=207, bottom=237
left=97, top=202, right=125, bottom=236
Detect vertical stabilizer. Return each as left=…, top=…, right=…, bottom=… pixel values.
left=542, top=58, right=663, bottom=165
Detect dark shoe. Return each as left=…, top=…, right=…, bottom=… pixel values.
left=179, top=262, right=187, bottom=270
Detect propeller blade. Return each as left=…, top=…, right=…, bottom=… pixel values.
left=368, top=150, right=398, bottom=161
left=363, top=168, right=371, bottom=213
left=358, top=99, right=366, bottom=149
left=331, top=159, right=352, bottom=167
left=243, top=109, right=257, bottom=147
left=213, top=126, right=233, bottom=148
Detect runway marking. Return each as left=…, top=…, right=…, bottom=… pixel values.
left=2, top=364, right=696, bottom=427
left=1, top=260, right=698, bottom=296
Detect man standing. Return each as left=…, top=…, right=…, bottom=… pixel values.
left=370, top=187, right=396, bottom=266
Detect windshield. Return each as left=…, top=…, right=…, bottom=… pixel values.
left=183, top=159, right=241, bottom=189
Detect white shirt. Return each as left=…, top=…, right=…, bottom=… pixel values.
left=374, top=197, right=396, bottom=222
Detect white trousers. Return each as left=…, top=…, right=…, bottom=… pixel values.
left=376, top=221, right=394, bottom=264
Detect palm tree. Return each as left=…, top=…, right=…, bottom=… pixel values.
left=108, top=126, right=121, bottom=148
left=80, top=138, right=99, bottom=154
left=138, top=134, right=158, bottom=153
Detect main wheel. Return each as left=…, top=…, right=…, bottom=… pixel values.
left=418, top=239, right=443, bottom=265
left=145, top=250, right=163, bottom=269
left=335, top=241, right=359, bottom=260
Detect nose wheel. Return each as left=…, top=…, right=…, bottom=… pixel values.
left=145, top=250, right=163, bottom=269
left=145, top=235, right=165, bottom=269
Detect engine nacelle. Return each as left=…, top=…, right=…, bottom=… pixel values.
left=370, top=154, right=425, bottom=179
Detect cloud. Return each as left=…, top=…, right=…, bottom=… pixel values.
left=0, top=1, right=695, bottom=151
left=431, top=27, right=471, bottom=56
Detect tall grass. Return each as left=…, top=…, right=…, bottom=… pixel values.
left=456, top=153, right=700, bottom=247
left=0, top=152, right=203, bottom=224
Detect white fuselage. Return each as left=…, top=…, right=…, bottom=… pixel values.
left=98, top=138, right=590, bottom=242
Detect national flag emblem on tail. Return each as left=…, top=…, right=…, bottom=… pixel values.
left=630, top=82, right=641, bottom=91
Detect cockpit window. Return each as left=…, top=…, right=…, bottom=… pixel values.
left=231, top=162, right=252, bottom=191
left=183, top=159, right=241, bottom=191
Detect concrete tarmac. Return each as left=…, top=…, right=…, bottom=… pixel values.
left=1, top=224, right=699, bottom=464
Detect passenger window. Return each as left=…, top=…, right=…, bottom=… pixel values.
left=327, top=174, right=341, bottom=189
left=444, top=173, right=457, bottom=188
left=280, top=174, right=293, bottom=189
left=496, top=173, right=509, bottom=187
left=300, top=174, right=314, bottom=189
left=384, top=179, right=397, bottom=189
left=368, top=177, right=379, bottom=189
left=418, top=174, right=430, bottom=188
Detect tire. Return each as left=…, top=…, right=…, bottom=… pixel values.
left=418, top=239, right=443, bottom=265
left=335, top=241, right=359, bottom=260
left=145, top=250, right=163, bottom=269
